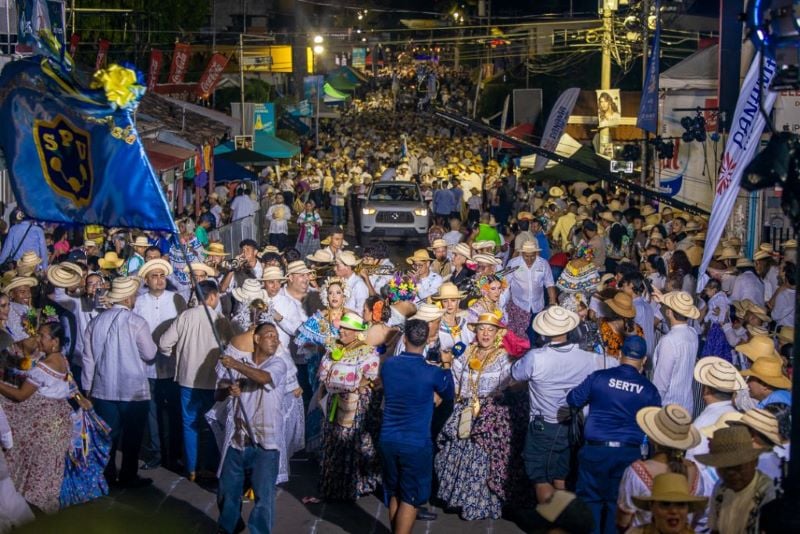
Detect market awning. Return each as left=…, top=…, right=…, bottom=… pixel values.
left=254, top=131, right=300, bottom=159
left=146, top=150, right=185, bottom=172
left=327, top=73, right=358, bottom=92
left=144, top=140, right=195, bottom=172
left=213, top=156, right=258, bottom=182
left=490, top=123, right=534, bottom=149
left=217, top=147, right=277, bottom=165
left=323, top=83, right=349, bottom=101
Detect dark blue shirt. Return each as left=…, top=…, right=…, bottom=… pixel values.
left=566, top=364, right=661, bottom=445
left=380, top=352, right=455, bottom=447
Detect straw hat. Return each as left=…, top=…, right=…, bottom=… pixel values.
left=644, top=213, right=661, bottom=226
left=753, top=250, right=773, bottom=261
left=330, top=249, right=361, bottom=269
left=16, top=251, right=42, bottom=275
left=686, top=246, right=704, bottom=267
left=183, top=262, right=216, bottom=277
left=2, top=276, right=38, bottom=295
left=467, top=312, right=507, bottom=331
left=776, top=326, right=794, bottom=345
left=532, top=306, right=580, bottom=337
left=473, top=240, right=496, bottom=252
left=732, top=299, right=754, bottom=317
left=261, top=266, right=286, bottom=281
left=640, top=205, right=656, bottom=217
left=428, top=239, right=448, bottom=251
left=320, top=235, right=349, bottom=247
left=138, top=258, right=173, bottom=278
left=735, top=334, right=781, bottom=362
left=587, top=193, right=603, bottom=204
left=716, top=246, right=741, bottom=261
left=130, top=236, right=150, bottom=248
left=83, top=239, right=98, bottom=249
left=517, top=211, right=535, bottom=221
left=204, top=243, right=230, bottom=257
left=783, top=239, right=798, bottom=250
left=746, top=304, right=770, bottom=322
left=406, top=249, right=434, bottom=265
left=746, top=325, right=769, bottom=338
left=232, top=279, right=268, bottom=303
left=306, top=249, right=334, bottom=264
left=685, top=221, right=700, bottom=232
left=730, top=409, right=785, bottom=447
left=660, top=291, right=700, bottom=320
left=600, top=211, right=615, bottom=223
left=636, top=404, right=701, bottom=450
left=412, top=303, right=446, bottom=322
left=740, top=357, right=792, bottom=389
left=285, top=260, right=313, bottom=276
left=695, top=426, right=766, bottom=468
left=735, top=258, right=754, bottom=269
left=98, top=252, right=124, bottom=270
left=632, top=473, right=708, bottom=513
left=260, top=245, right=283, bottom=257
left=473, top=253, right=502, bottom=266
left=452, top=243, right=472, bottom=259
left=339, top=312, right=368, bottom=331
left=433, top=282, right=467, bottom=301
left=105, top=276, right=140, bottom=303
left=549, top=186, right=564, bottom=198
left=46, top=265, right=82, bottom=288
left=519, top=240, right=542, bottom=254
left=604, top=292, right=636, bottom=318
left=693, top=356, right=747, bottom=393
left=700, top=412, right=744, bottom=439
left=608, top=200, right=622, bottom=212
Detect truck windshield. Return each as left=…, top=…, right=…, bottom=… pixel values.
left=368, top=184, right=421, bottom=202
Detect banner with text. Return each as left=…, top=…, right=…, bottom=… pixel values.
left=352, top=47, right=366, bottom=70
left=168, top=43, right=191, bottom=84
left=95, top=38, right=109, bottom=71
left=697, top=53, right=778, bottom=292
left=147, top=49, right=163, bottom=90
left=637, top=0, right=661, bottom=132
left=533, top=87, right=580, bottom=172
left=196, top=53, right=229, bottom=98
left=253, top=103, right=276, bottom=136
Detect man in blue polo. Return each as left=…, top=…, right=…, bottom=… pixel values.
left=566, top=335, right=661, bottom=534
left=379, top=318, right=454, bottom=534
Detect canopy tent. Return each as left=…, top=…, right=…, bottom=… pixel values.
left=213, top=156, right=258, bottom=182
left=519, top=134, right=608, bottom=183
left=660, top=44, right=718, bottom=91
left=323, top=82, right=350, bottom=103
left=216, top=146, right=277, bottom=165
left=330, top=65, right=368, bottom=85
left=327, top=73, right=359, bottom=93
left=490, top=123, right=534, bottom=149
left=254, top=131, right=300, bottom=158
left=279, top=113, right=311, bottom=135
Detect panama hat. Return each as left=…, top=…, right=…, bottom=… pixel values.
left=183, top=262, right=216, bottom=277
left=83, top=239, right=98, bottom=249
left=472, top=240, right=496, bottom=252
left=336, top=250, right=362, bottom=267
left=717, top=246, right=741, bottom=261
left=641, top=205, right=656, bottom=217
left=753, top=250, right=774, bottom=261
left=660, top=291, right=700, bottom=320
left=740, top=357, right=792, bottom=389
left=685, top=221, right=701, bottom=232
left=532, top=306, right=580, bottom=337
left=46, top=265, right=82, bottom=289
left=746, top=304, right=770, bottom=322
left=732, top=299, right=754, bottom=317
left=467, top=312, right=507, bottom=331
left=260, top=245, right=283, bottom=257
left=428, top=239, right=449, bottom=251
left=433, top=282, right=467, bottom=301
left=730, top=409, right=785, bottom=447
left=138, top=258, right=173, bottom=278
left=105, top=276, right=140, bottom=303
left=644, top=213, right=661, bottom=226
left=58, top=261, right=84, bottom=278
left=783, top=239, right=798, bottom=250
left=406, top=249, right=433, bottom=265
left=130, top=236, right=150, bottom=248
left=608, top=199, right=622, bottom=212
left=632, top=473, right=708, bottom=513
left=98, top=252, right=124, bottom=270
left=232, top=279, right=268, bottom=303
left=604, top=292, right=636, bottom=318
left=700, top=412, right=744, bottom=439
left=412, top=303, right=446, bottom=322
left=549, top=186, right=565, bottom=198
left=735, top=334, right=781, bottom=361
left=306, top=249, right=334, bottom=264
left=776, top=326, right=794, bottom=345
left=339, top=312, right=368, bottom=331
left=596, top=273, right=616, bottom=292
left=695, top=426, right=766, bottom=468
left=286, top=260, right=313, bottom=276
left=320, top=235, right=349, bottom=247
left=452, top=243, right=472, bottom=259
left=517, top=211, right=535, bottom=221
left=204, top=243, right=230, bottom=257
left=16, top=251, right=42, bottom=275
left=473, top=253, right=503, bottom=266
left=600, top=211, right=615, bottom=223
left=261, top=266, right=286, bottom=281
left=694, top=356, right=747, bottom=393
left=636, top=404, right=701, bottom=450
left=735, top=258, right=754, bottom=269
left=2, top=276, right=38, bottom=295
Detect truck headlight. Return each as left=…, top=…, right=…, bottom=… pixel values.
left=362, top=208, right=377, bottom=215
left=414, top=208, right=428, bottom=216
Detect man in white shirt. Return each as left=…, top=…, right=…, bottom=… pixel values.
left=265, top=193, right=291, bottom=251
left=506, top=240, right=556, bottom=342
left=335, top=250, right=369, bottom=312
left=768, top=261, right=796, bottom=328
left=133, top=259, right=187, bottom=471
left=652, top=291, right=700, bottom=414
left=230, top=186, right=257, bottom=222
left=406, top=249, right=443, bottom=301
left=83, top=276, right=157, bottom=488
left=271, top=261, right=310, bottom=395
left=160, top=280, right=232, bottom=480
left=730, top=259, right=766, bottom=308
left=620, top=272, right=656, bottom=358
left=512, top=306, right=598, bottom=504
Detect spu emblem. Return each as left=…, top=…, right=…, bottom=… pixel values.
left=33, top=115, right=93, bottom=207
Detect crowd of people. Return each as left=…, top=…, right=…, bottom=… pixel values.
left=0, top=75, right=795, bottom=534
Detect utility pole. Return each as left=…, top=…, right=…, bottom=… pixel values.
left=239, top=33, right=245, bottom=135
left=599, top=1, right=614, bottom=158
left=640, top=0, right=649, bottom=186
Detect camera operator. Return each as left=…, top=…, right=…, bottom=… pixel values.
left=219, top=239, right=262, bottom=295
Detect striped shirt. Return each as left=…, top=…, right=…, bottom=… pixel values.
left=652, top=324, right=698, bottom=413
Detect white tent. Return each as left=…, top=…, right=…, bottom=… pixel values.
left=519, top=133, right=583, bottom=169
left=660, top=44, right=718, bottom=91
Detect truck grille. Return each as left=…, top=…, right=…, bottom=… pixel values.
left=375, top=211, right=414, bottom=223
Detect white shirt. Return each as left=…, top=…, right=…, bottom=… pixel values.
left=511, top=343, right=598, bottom=423
left=416, top=271, right=444, bottom=301
left=771, top=287, right=795, bottom=327
left=652, top=324, right=698, bottom=414
left=83, top=305, right=157, bottom=401
left=705, top=291, right=730, bottom=324
left=265, top=203, right=290, bottom=235
left=633, top=296, right=656, bottom=358
left=730, top=271, right=765, bottom=307
left=231, top=194, right=258, bottom=222
left=686, top=400, right=738, bottom=491
left=272, top=287, right=308, bottom=364
left=764, top=265, right=779, bottom=301
left=344, top=272, right=369, bottom=313
left=50, top=289, right=101, bottom=366
left=442, top=230, right=463, bottom=246
left=506, top=255, right=554, bottom=313
left=134, top=291, right=184, bottom=379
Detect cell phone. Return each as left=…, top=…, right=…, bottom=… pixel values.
left=534, top=414, right=545, bottom=432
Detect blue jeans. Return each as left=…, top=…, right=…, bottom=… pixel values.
left=179, top=386, right=218, bottom=474
left=218, top=446, right=279, bottom=534
left=332, top=205, right=344, bottom=227
left=92, top=398, right=148, bottom=483
left=576, top=444, right=641, bottom=534
left=143, top=379, right=161, bottom=465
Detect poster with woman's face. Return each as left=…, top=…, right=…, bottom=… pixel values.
left=596, top=89, right=622, bottom=128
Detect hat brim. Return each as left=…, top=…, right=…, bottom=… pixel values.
left=695, top=447, right=765, bottom=468
left=98, top=260, right=124, bottom=269
left=406, top=256, right=432, bottom=265
left=636, top=407, right=701, bottom=450
left=632, top=493, right=708, bottom=513
left=432, top=291, right=467, bottom=301
left=46, top=267, right=82, bottom=289
left=232, top=289, right=268, bottom=303
left=532, top=313, right=579, bottom=337
left=693, top=358, right=747, bottom=392
left=740, top=368, right=792, bottom=390
left=605, top=300, right=636, bottom=319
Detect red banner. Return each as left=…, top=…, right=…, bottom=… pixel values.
left=69, top=34, right=80, bottom=57
left=196, top=53, right=229, bottom=98
left=168, top=43, right=192, bottom=84
left=95, top=38, right=109, bottom=71
left=147, top=49, right=163, bottom=90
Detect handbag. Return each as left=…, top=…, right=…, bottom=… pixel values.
left=457, top=406, right=473, bottom=439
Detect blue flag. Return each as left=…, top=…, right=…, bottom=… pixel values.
left=637, top=0, right=661, bottom=133
left=0, top=43, right=176, bottom=232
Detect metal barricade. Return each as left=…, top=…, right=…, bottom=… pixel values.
left=218, top=211, right=260, bottom=254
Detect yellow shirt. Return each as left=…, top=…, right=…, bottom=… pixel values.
left=83, top=224, right=105, bottom=247
left=552, top=213, right=576, bottom=250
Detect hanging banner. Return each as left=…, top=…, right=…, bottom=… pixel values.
left=352, top=47, right=366, bottom=70
left=697, top=52, right=778, bottom=292
left=168, top=43, right=192, bottom=84
left=147, top=49, right=163, bottom=90
left=637, top=0, right=661, bottom=132
left=95, top=38, right=109, bottom=71
left=253, top=103, right=275, bottom=136
left=596, top=89, right=622, bottom=128
left=68, top=33, right=79, bottom=56
left=533, top=87, right=580, bottom=172
left=303, top=75, right=324, bottom=101
left=196, top=53, right=229, bottom=98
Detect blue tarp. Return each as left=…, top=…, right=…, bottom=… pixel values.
left=254, top=132, right=300, bottom=158
left=213, top=156, right=257, bottom=182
